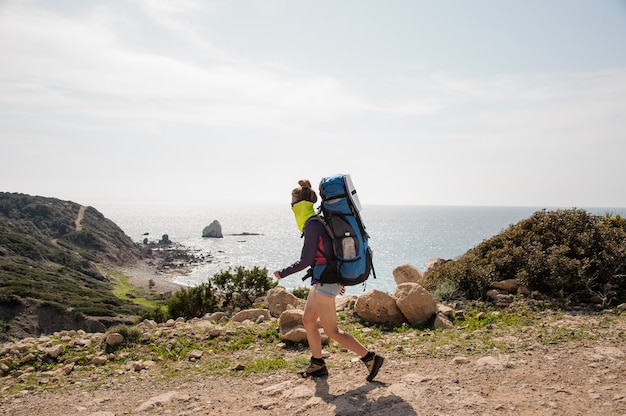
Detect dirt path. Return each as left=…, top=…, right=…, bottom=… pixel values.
left=1, top=330, right=624, bottom=415
left=75, top=205, right=86, bottom=232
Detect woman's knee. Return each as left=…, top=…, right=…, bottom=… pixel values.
left=325, top=328, right=341, bottom=339
left=302, top=311, right=318, bottom=328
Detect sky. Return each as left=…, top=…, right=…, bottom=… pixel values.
left=1, top=0, right=626, bottom=208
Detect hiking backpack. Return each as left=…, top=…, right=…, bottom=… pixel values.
left=310, top=174, right=375, bottom=286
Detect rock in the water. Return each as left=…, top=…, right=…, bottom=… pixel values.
left=202, top=220, right=223, bottom=238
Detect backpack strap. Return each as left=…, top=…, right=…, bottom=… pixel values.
left=305, top=216, right=334, bottom=262
left=300, top=216, right=341, bottom=284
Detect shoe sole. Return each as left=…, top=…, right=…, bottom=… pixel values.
left=298, top=367, right=329, bottom=378
left=366, top=356, right=384, bottom=382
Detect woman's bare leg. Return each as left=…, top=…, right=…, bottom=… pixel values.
left=302, top=286, right=323, bottom=358
left=305, top=287, right=368, bottom=358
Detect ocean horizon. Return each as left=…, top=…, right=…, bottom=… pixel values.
left=97, top=203, right=626, bottom=295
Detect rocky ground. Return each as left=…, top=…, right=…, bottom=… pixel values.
left=0, top=261, right=624, bottom=416
left=1, top=335, right=624, bottom=416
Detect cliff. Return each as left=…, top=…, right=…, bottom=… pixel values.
left=0, top=192, right=149, bottom=341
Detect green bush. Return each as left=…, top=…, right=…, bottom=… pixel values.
left=139, top=306, right=168, bottom=323
left=166, top=266, right=277, bottom=320
left=107, top=324, right=142, bottom=344
left=423, top=209, right=626, bottom=305
left=104, top=324, right=143, bottom=353
left=291, top=286, right=310, bottom=299
left=431, top=278, right=462, bottom=302
left=212, top=266, right=277, bottom=311
left=166, top=281, right=219, bottom=320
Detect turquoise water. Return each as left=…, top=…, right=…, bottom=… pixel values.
left=97, top=203, right=625, bottom=295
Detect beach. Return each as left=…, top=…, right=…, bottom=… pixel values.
left=119, top=257, right=185, bottom=295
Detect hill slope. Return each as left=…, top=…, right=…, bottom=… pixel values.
left=0, top=192, right=149, bottom=341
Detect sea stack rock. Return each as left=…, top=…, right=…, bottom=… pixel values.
left=202, top=220, right=223, bottom=238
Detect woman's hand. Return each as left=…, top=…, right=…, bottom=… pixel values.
left=273, top=271, right=281, bottom=280
left=340, top=286, right=346, bottom=296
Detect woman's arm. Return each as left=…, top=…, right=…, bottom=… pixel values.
left=274, top=220, right=321, bottom=279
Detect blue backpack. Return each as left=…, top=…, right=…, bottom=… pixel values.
left=309, top=174, right=375, bottom=286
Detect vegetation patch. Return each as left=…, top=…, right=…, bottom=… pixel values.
left=164, top=266, right=277, bottom=320
left=0, top=192, right=151, bottom=340
left=423, top=209, right=626, bottom=305
left=105, top=267, right=162, bottom=310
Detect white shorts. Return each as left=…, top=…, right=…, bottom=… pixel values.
left=315, top=283, right=342, bottom=298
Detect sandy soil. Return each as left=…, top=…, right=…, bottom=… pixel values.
left=119, top=258, right=185, bottom=294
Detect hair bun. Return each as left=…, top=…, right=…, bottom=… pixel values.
left=298, top=179, right=312, bottom=189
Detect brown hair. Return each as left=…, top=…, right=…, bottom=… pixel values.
left=292, top=179, right=318, bottom=204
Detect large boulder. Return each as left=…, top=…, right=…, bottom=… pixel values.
left=336, top=295, right=357, bottom=311
left=423, top=257, right=450, bottom=276
left=434, top=313, right=455, bottom=330
left=278, top=309, right=326, bottom=343
left=231, top=308, right=271, bottom=323
left=392, top=263, right=423, bottom=285
left=393, top=282, right=438, bottom=325
left=354, top=290, right=405, bottom=325
left=266, top=287, right=305, bottom=317
left=202, top=220, right=223, bottom=238
left=490, top=279, right=519, bottom=294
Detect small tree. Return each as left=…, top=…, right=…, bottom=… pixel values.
left=166, top=281, right=219, bottom=320
left=165, top=265, right=278, bottom=320
left=212, top=266, right=277, bottom=311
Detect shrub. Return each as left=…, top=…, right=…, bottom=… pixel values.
left=166, top=281, right=219, bottom=320
left=431, top=278, right=462, bottom=302
left=423, top=209, right=626, bottom=305
left=104, top=324, right=143, bottom=353
left=211, top=266, right=277, bottom=311
left=139, top=305, right=168, bottom=324
left=166, top=266, right=277, bottom=320
left=107, top=324, right=142, bottom=344
left=291, top=286, right=310, bottom=299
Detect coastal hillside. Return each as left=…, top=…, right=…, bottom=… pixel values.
left=0, top=192, right=149, bottom=341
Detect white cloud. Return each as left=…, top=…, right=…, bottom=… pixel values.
left=131, top=0, right=208, bottom=30
left=0, top=1, right=458, bottom=134
left=0, top=2, right=371, bottom=130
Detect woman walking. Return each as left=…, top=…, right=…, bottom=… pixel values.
left=274, top=179, right=384, bottom=381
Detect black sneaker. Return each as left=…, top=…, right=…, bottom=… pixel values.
left=362, top=352, right=384, bottom=382
left=298, top=357, right=328, bottom=378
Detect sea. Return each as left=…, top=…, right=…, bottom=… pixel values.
left=96, top=204, right=626, bottom=296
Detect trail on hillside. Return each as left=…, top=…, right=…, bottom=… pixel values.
left=75, top=205, right=86, bottom=232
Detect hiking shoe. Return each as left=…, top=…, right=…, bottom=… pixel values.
left=362, top=352, right=384, bottom=382
left=298, top=357, right=328, bottom=378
